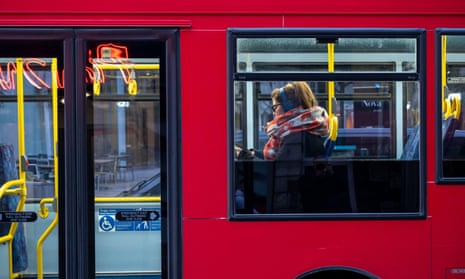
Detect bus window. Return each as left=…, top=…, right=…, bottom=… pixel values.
left=230, top=30, right=424, bottom=217
left=438, top=31, right=465, bottom=181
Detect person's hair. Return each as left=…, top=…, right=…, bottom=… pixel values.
left=271, top=81, right=317, bottom=111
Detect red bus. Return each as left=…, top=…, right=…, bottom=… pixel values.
left=0, top=1, right=465, bottom=279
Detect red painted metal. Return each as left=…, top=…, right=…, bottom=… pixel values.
left=2, top=0, right=465, bottom=278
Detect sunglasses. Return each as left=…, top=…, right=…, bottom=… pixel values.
left=271, top=103, right=281, bottom=112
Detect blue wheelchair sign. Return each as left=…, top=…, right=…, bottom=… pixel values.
left=99, top=215, right=115, bottom=232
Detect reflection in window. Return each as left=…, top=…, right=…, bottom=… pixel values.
left=91, top=51, right=161, bottom=197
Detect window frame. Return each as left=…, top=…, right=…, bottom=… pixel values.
left=227, top=28, right=427, bottom=220
left=436, top=28, right=465, bottom=183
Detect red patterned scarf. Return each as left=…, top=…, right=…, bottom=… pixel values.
left=263, top=106, right=329, bottom=160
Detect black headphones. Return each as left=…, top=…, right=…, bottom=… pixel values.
left=280, top=87, right=294, bottom=112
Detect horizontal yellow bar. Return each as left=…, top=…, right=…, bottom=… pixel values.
left=93, top=64, right=159, bottom=70
left=95, top=196, right=161, bottom=203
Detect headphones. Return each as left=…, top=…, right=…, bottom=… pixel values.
left=280, top=87, right=294, bottom=112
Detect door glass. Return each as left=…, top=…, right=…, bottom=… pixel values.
left=87, top=41, right=162, bottom=277
left=0, top=52, right=61, bottom=278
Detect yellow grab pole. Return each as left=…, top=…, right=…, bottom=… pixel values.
left=327, top=43, right=335, bottom=118
left=36, top=58, right=59, bottom=279
left=442, top=36, right=448, bottom=118
left=4, top=58, right=28, bottom=279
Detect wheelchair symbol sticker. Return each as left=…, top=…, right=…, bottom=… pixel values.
left=99, top=215, right=115, bottom=232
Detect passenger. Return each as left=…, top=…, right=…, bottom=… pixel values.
left=261, top=81, right=329, bottom=160
left=235, top=81, right=329, bottom=212
left=265, top=82, right=330, bottom=210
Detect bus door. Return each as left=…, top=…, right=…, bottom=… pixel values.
left=79, top=29, right=181, bottom=278
left=0, top=29, right=181, bottom=279
left=81, top=33, right=166, bottom=277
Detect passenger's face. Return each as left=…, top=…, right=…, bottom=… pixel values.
left=271, top=98, right=284, bottom=117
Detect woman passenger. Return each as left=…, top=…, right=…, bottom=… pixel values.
left=236, top=81, right=329, bottom=212
left=262, top=81, right=329, bottom=161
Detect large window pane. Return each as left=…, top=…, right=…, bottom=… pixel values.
left=440, top=34, right=465, bottom=179
left=234, top=79, right=420, bottom=213
left=230, top=30, right=423, bottom=217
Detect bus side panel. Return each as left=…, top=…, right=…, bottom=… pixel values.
left=183, top=15, right=283, bottom=30
left=430, top=185, right=465, bottom=279
left=183, top=219, right=431, bottom=278
left=1, top=0, right=464, bottom=16
left=181, top=28, right=228, bottom=218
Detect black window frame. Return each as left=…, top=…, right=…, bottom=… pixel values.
left=227, top=28, right=427, bottom=220
left=436, top=28, right=465, bottom=184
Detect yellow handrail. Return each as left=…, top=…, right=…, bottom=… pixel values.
left=93, top=63, right=159, bottom=96
left=327, top=43, right=335, bottom=118
left=442, top=35, right=448, bottom=117
left=11, top=58, right=28, bottom=279
left=327, top=43, right=338, bottom=141
left=453, top=94, right=461, bottom=120
left=0, top=180, right=27, bottom=244
left=95, top=196, right=161, bottom=203
left=94, top=63, right=159, bottom=70
left=441, top=36, right=462, bottom=121
left=36, top=58, right=59, bottom=279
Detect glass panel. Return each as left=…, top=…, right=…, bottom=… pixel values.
left=234, top=79, right=420, bottom=214
left=237, top=38, right=326, bottom=73
left=0, top=55, right=60, bottom=278
left=87, top=41, right=162, bottom=276
left=334, top=38, right=416, bottom=72
left=441, top=34, right=465, bottom=177
left=237, top=37, right=416, bottom=73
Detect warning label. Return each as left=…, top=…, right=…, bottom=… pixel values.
left=116, top=210, right=159, bottom=222
left=0, top=211, right=37, bottom=222
left=98, top=208, right=161, bottom=232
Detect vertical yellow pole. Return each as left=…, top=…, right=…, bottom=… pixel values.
left=328, top=43, right=335, bottom=118
left=52, top=58, right=59, bottom=202
left=10, top=58, right=28, bottom=279
left=15, top=59, right=26, bottom=184
left=442, top=35, right=447, bottom=117
left=37, top=58, right=59, bottom=279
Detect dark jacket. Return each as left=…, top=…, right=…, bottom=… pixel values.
left=274, top=131, right=325, bottom=177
